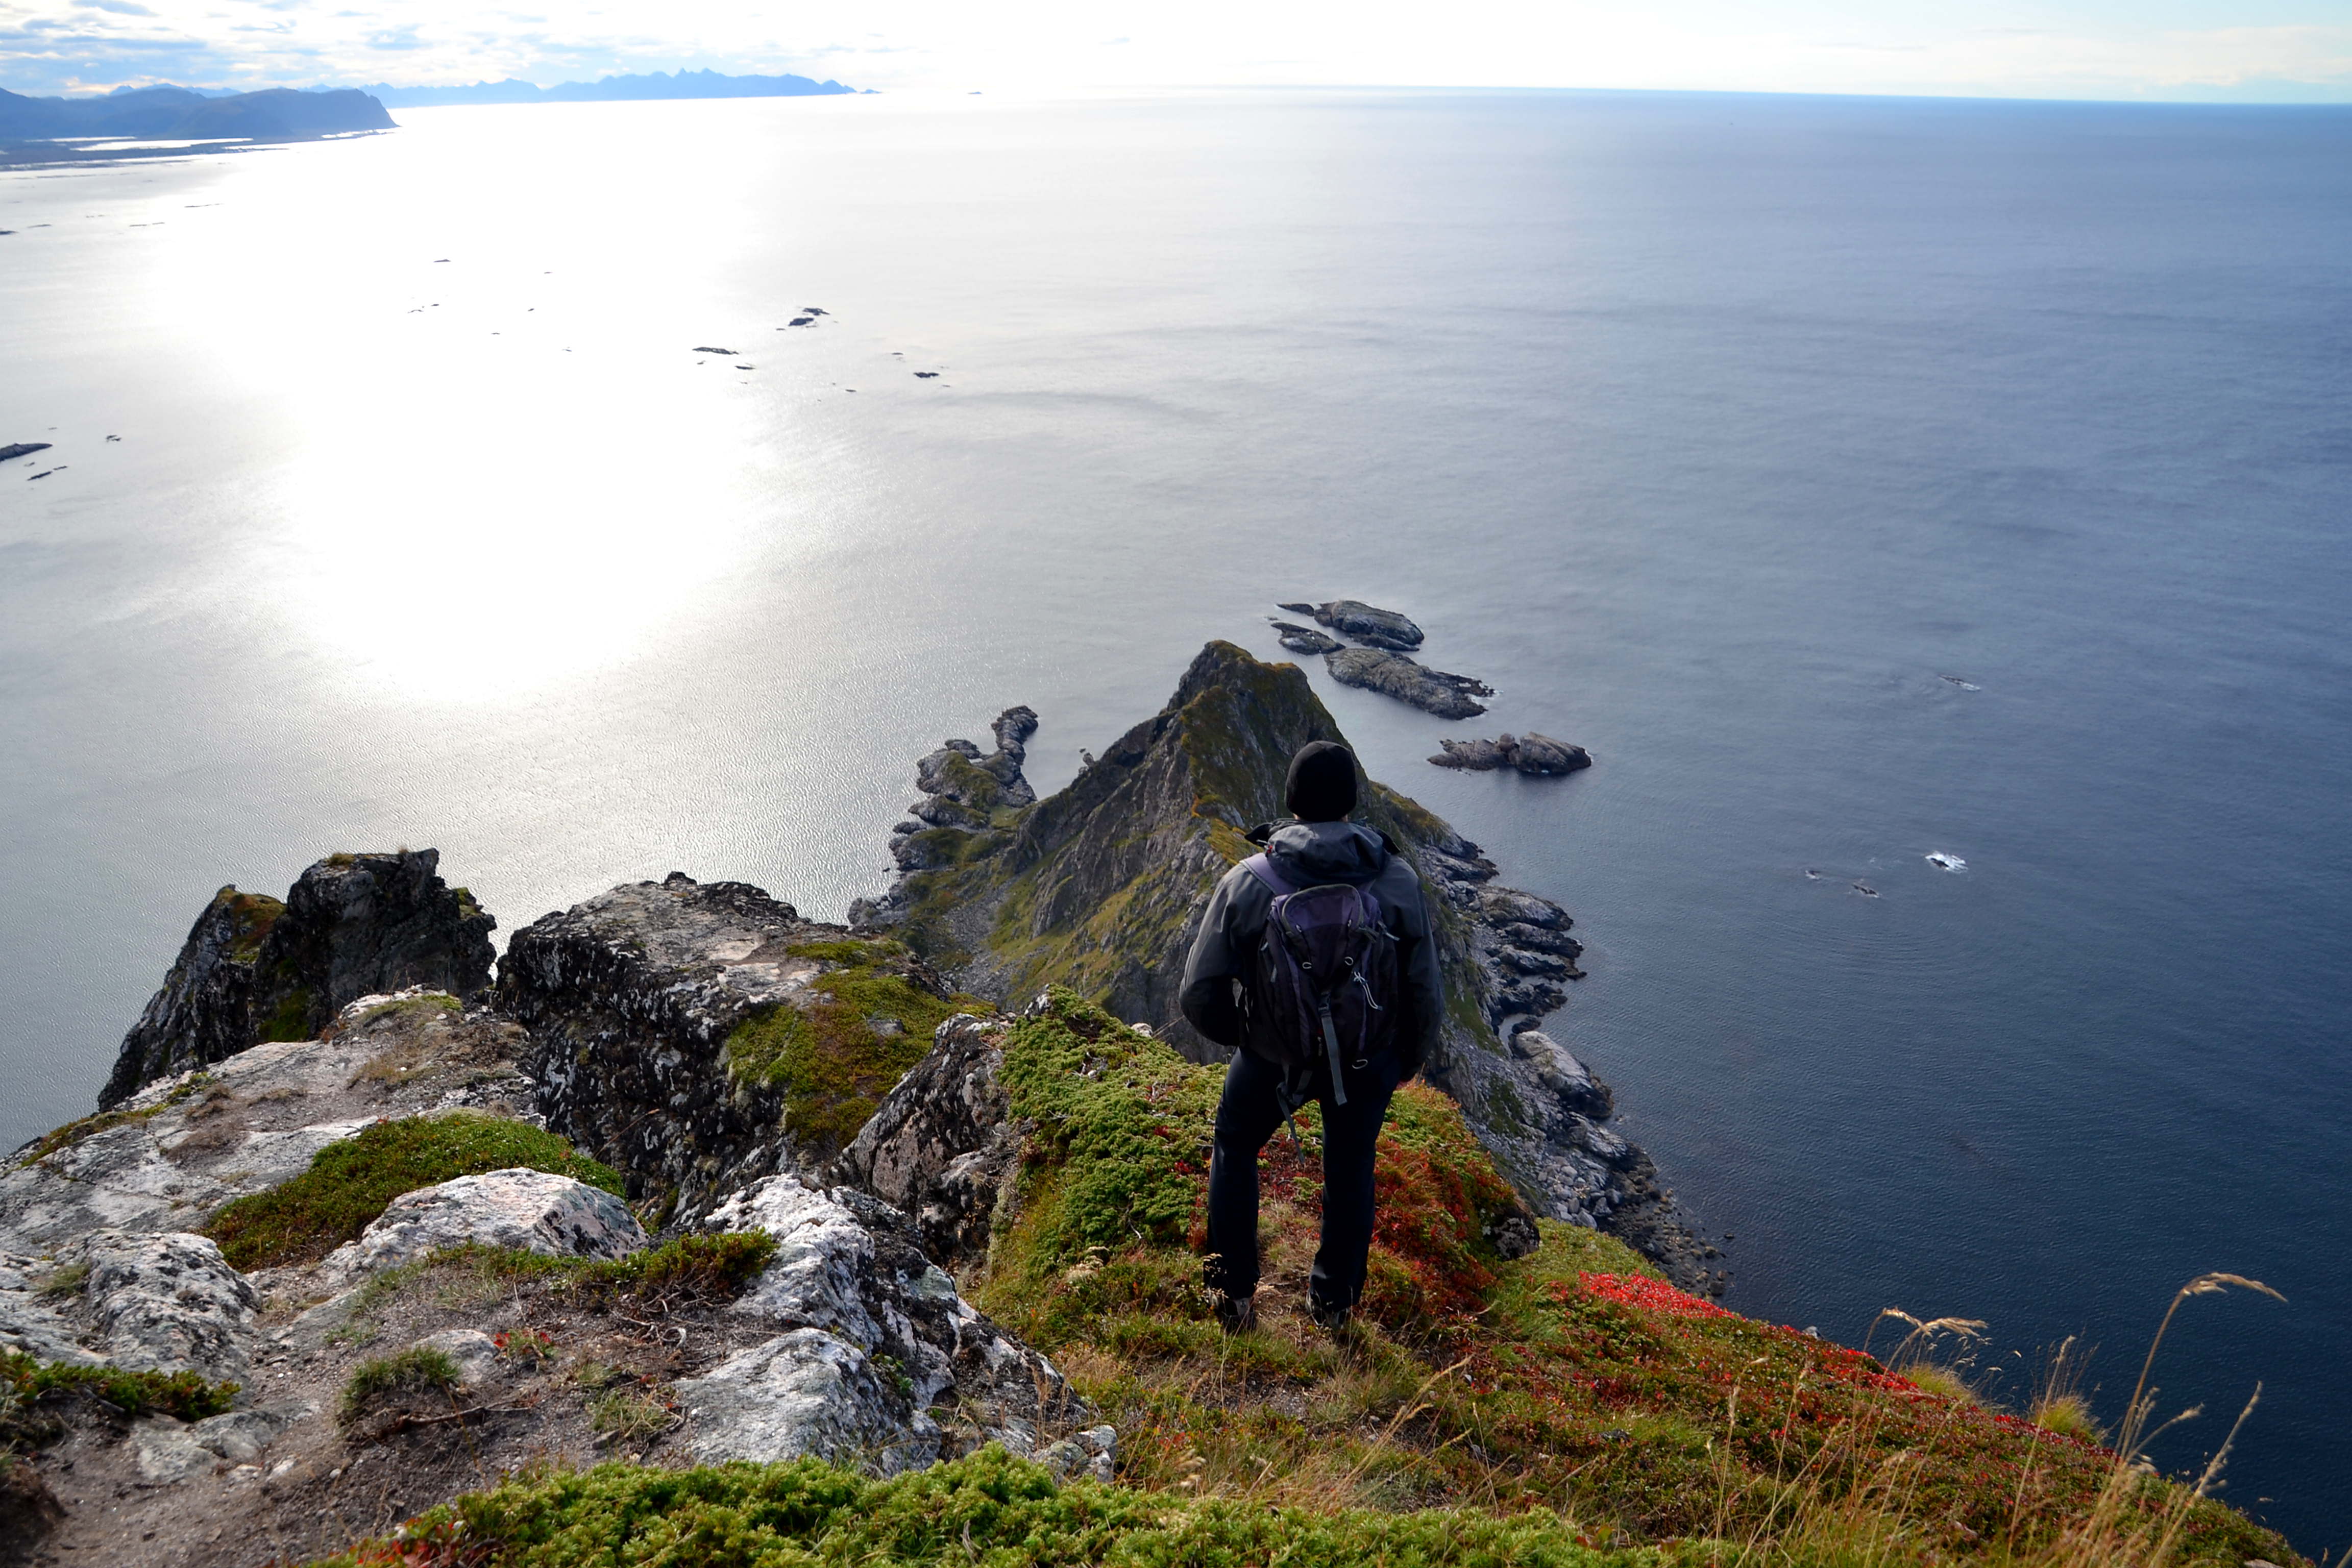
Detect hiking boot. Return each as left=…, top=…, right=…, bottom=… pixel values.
left=1214, top=1292, right=1258, bottom=1334
left=1307, top=1296, right=1352, bottom=1334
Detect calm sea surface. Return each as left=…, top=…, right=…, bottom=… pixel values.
left=4, top=88, right=2346, bottom=1546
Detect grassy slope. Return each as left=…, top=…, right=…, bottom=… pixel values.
left=320, top=990, right=2298, bottom=1568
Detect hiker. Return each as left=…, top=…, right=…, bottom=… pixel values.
left=1179, top=740, right=1444, bottom=1333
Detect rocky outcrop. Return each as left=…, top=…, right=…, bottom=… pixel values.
left=683, top=1175, right=1100, bottom=1476
left=500, top=873, right=959, bottom=1220
left=1431, top=733, right=1592, bottom=775
left=827, top=1014, right=1016, bottom=1268
left=1267, top=619, right=1344, bottom=655
left=1280, top=599, right=1425, bottom=651
left=317, top=1169, right=644, bottom=1284
left=1324, top=647, right=1492, bottom=719
left=101, top=850, right=496, bottom=1108
left=7, top=992, right=531, bottom=1258
left=856, top=642, right=1714, bottom=1291
left=0, top=1231, right=258, bottom=1387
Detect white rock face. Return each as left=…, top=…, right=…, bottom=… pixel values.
left=71, top=1230, right=259, bottom=1385
left=676, top=1328, right=938, bottom=1473
left=679, top=1175, right=1097, bottom=1477
left=321, top=1168, right=644, bottom=1281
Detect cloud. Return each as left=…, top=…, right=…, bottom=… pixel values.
left=73, top=0, right=156, bottom=14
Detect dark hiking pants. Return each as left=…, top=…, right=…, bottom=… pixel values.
left=1204, top=1046, right=1402, bottom=1314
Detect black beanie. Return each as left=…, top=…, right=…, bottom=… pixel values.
left=1285, top=741, right=1358, bottom=822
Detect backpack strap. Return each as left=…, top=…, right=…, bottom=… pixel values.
left=1241, top=853, right=1298, bottom=896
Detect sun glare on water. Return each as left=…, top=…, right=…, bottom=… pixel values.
left=143, top=109, right=801, bottom=701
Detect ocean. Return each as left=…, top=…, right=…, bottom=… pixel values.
left=3, top=86, right=2346, bottom=1546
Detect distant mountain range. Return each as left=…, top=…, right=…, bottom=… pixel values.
left=0, top=85, right=393, bottom=142
left=365, top=69, right=859, bottom=108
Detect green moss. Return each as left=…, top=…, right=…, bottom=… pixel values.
left=19, top=1074, right=213, bottom=1164
left=722, top=963, right=979, bottom=1159
left=215, top=887, right=285, bottom=962
left=204, top=1112, right=624, bottom=1269
left=311, top=1446, right=1648, bottom=1568
left=346, top=992, right=459, bottom=1029
left=258, top=984, right=315, bottom=1043
left=0, top=1350, right=237, bottom=1441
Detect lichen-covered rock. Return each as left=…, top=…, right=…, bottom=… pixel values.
left=682, top=1175, right=1088, bottom=1473
left=318, top=1168, right=644, bottom=1282
left=828, top=1014, right=1015, bottom=1267
left=1304, top=599, right=1425, bottom=651
left=4, top=996, right=531, bottom=1260
left=1430, top=732, right=1592, bottom=775
left=101, top=849, right=496, bottom=1108
left=1324, top=646, right=1492, bottom=719
left=57, top=1231, right=258, bottom=1386
left=500, top=873, right=960, bottom=1219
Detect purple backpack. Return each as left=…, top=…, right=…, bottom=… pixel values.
left=1239, top=854, right=1400, bottom=1105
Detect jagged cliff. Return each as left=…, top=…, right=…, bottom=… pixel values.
left=853, top=640, right=1719, bottom=1290
left=100, top=850, right=495, bottom=1109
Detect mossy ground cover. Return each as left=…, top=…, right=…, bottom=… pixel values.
left=15, top=1072, right=213, bottom=1164
left=313, top=1446, right=1645, bottom=1568
left=721, top=940, right=982, bottom=1158
left=962, top=991, right=2291, bottom=1566
left=0, top=1350, right=237, bottom=1446
left=205, top=1112, right=625, bottom=1269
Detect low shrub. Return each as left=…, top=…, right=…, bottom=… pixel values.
left=205, top=1113, right=625, bottom=1269
left=0, top=1351, right=238, bottom=1436
left=315, top=1446, right=1643, bottom=1568
left=339, top=1347, right=459, bottom=1426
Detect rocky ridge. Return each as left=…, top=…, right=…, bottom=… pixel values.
left=856, top=641, right=1716, bottom=1290
left=1, top=966, right=1101, bottom=1565
left=101, top=849, right=496, bottom=1109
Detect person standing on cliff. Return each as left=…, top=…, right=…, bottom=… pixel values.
left=1179, top=740, right=1444, bottom=1334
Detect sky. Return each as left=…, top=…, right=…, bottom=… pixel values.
left=1, top=0, right=2349, bottom=104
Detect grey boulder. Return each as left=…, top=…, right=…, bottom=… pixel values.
left=319, top=1167, right=644, bottom=1282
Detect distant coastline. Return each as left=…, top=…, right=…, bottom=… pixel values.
left=0, top=68, right=859, bottom=170
left=0, top=84, right=391, bottom=167
left=363, top=67, right=860, bottom=108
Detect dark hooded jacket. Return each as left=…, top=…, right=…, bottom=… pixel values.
left=1179, top=819, right=1444, bottom=1081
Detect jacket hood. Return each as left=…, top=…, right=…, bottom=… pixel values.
left=1263, top=819, right=1388, bottom=888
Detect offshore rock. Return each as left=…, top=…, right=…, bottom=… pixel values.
left=1324, top=647, right=1492, bottom=719
left=5, top=993, right=532, bottom=1259
left=856, top=642, right=1716, bottom=1291
left=828, top=1013, right=1015, bottom=1268
left=1430, top=732, right=1592, bottom=775
left=317, top=1168, right=645, bottom=1284
left=100, top=849, right=496, bottom=1108
left=1305, top=599, right=1425, bottom=651
left=499, top=873, right=956, bottom=1220
left=1267, top=619, right=1344, bottom=655
left=680, top=1175, right=1091, bottom=1473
